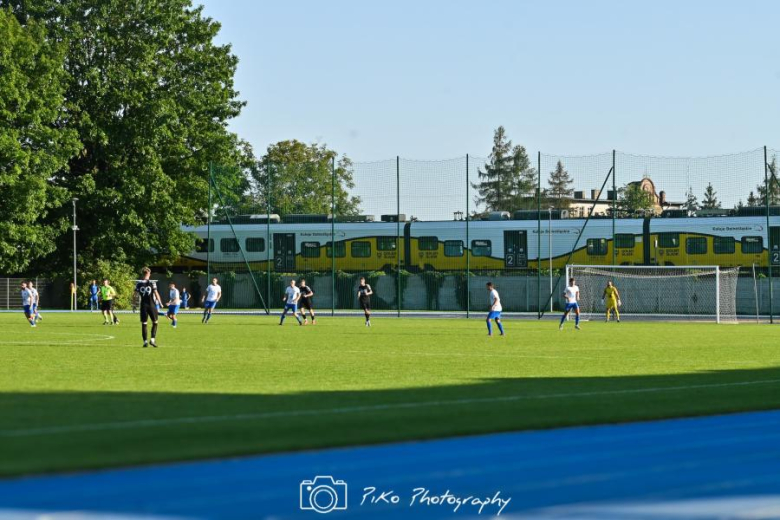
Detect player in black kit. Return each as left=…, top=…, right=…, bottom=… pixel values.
left=299, top=279, right=316, bottom=325
left=136, top=267, right=164, bottom=348
left=357, top=276, right=373, bottom=327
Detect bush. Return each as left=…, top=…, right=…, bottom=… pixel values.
left=80, top=260, right=138, bottom=310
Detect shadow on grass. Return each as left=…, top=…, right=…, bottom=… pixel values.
left=2, top=366, right=780, bottom=477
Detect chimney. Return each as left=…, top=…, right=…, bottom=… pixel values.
left=574, top=190, right=583, bottom=200
left=591, top=189, right=599, bottom=200
left=659, top=191, right=666, bottom=205
left=607, top=190, right=617, bottom=201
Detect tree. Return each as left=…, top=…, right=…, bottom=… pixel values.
left=0, top=9, right=80, bottom=273
left=472, top=126, right=536, bottom=212
left=254, top=140, right=361, bottom=217
left=683, top=187, right=698, bottom=212
left=756, top=156, right=780, bottom=205
left=617, top=184, right=655, bottom=217
left=701, top=183, right=721, bottom=209
left=747, top=191, right=760, bottom=207
left=3, top=0, right=252, bottom=274
left=546, top=161, right=574, bottom=209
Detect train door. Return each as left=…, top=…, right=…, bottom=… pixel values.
left=771, top=227, right=780, bottom=265
left=273, top=233, right=296, bottom=271
left=503, top=230, right=528, bottom=268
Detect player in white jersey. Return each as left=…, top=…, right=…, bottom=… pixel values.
left=559, top=277, right=581, bottom=330
left=20, top=282, right=36, bottom=327
left=28, top=281, right=42, bottom=322
left=166, top=282, right=181, bottom=328
left=280, top=279, right=303, bottom=325
left=485, top=282, right=505, bottom=336
left=201, top=277, right=221, bottom=323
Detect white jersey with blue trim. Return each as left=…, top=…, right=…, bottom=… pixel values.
left=30, top=287, right=39, bottom=303
left=565, top=285, right=580, bottom=304
left=205, top=284, right=221, bottom=302
left=169, top=288, right=181, bottom=305
left=21, top=289, right=33, bottom=306
left=489, top=289, right=502, bottom=311
left=285, top=286, right=300, bottom=304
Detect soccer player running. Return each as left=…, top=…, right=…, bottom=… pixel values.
left=602, top=280, right=622, bottom=322
left=99, top=279, right=119, bottom=325
left=357, top=277, right=373, bottom=327
left=298, top=279, right=316, bottom=325
left=136, top=267, right=163, bottom=347
left=280, top=279, right=303, bottom=325
left=559, top=277, right=581, bottom=330
left=20, top=282, right=36, bottom=327
left=166, top=282, right=181, bottom=328
left=485, top=282, right=505, bottom=336
left=28, top=280, right=42, bottom=322
left=89, top=280, right=99, bottom=311
left=201, top=277, right=222, bottom=324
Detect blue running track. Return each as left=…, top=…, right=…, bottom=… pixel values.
left=1, top=410, right=780, bottom=519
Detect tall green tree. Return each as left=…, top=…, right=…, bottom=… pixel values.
left=254, top=140, right=361, bottom=217
left=0, top=8, right=80, bottom=273
left=472, top=126, right=535, bottom=212
left=546, top=160, right=574, bottom=209
left=701, top=182, right=721, bottom=209
left=3, top=0, right=251, bottom=274
left=756, top=156, right=780, bottom=205
left=683, top=186, right=698, bottom=212
left=747, top=190, right=760, bottom=207
left=617, top=183, right=655, bottom=217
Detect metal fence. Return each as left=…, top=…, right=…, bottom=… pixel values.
left=181, top=147, right=780, bottom=319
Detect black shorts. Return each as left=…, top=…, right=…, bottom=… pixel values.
left=360, top=299, right=371, bottom=311
left=140, top=302, right=159, bottom=322
left=100, top=300, right=114, bottom=312
left=299, top=298, right=313, bottom=311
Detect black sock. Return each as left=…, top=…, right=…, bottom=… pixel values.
left=142, top=324, right=148, bottom=341
left=151, top=322, right=158, bottom=339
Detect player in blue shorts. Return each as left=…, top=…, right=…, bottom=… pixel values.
left=201, top=277, right=222, bottom=323
left=20, top=282, right=36, bottom=327
left=560, top=277, right=581, bottom=330
left=485, top=282, right=505, bottom=336
left=89, top=280, right=99, bottom=311
left=28, top=280, right=42, bottom=322
left=280, top=279, right=303, bottom=325
left=166, top=282, right=181, bottom=328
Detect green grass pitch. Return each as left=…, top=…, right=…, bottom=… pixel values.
left=1, top=311, right=780, bottom=477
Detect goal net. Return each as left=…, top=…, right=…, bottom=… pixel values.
left=565, top=265, right=740, bottom=323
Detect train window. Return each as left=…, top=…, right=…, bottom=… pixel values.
left=471, top=240, right=492, bottom=257
left=686, top=237, right=707, bottom=255
left=713, top=237, right=735, bottom=254
left=301, top=242, right=320, bottom=258
left=742, top=236, right=763, bottom=253
left=245, top=237, right=265, bottom=252
left=377, top=237, right=397, bottom=251
left=326, top=241, right=346, bottom=258
left=220, top=238, right=239, bottom=253
left=587, top=238, right=608, bottom=255
left=444, top=240, right=464, bottom=257
left=195, top=238, right=214, bottom=253
left=419, top=236, right=438, bottom=251
left=614, top=234, right=635, bottom=249
left=658, top=233, right=680, bottom=248
left=351, top=241, right=372, bottom=258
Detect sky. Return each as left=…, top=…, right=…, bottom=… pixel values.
left=198, top=0, right=779, bottom=162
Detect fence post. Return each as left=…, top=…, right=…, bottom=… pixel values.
left=207, top=162, right=212, bottom=285
left=766, top=146, right=773, bottom=323
left=537, top=151, right=542, bottom=318
left=612, top=150, right=617, bottom=265
left=466, top=154, right=470, bottom=318
left=331, top=157, right=336, bottom=316
left=397, top=156, right=401, bottom=317
left=266, top=158, right=272, bottom=313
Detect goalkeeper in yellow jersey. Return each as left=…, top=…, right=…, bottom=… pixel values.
left=602, top=280, right=622, bottom=322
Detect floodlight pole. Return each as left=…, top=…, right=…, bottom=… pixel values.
left=71, top=197, right=79, bottom=311
left=549, top=207, right=553, bottom=312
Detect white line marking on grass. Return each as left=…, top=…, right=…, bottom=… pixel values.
left=2, top=379, right=780, bottom=438
left=0, top=333, right=115, bottom=345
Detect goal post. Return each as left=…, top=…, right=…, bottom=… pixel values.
left=564, top=265, right=740, bottom=323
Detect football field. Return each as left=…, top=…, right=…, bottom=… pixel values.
left=1, top=311, right=780, bottom=478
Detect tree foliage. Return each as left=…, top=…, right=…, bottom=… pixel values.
left=472, top=126, right=537, bottom=212
left=701, top=182, right=721, bottom=209
left=617, top=183, right=655, bottom=217
left=683, top=186, right=698, bottom=212
left=251, top=140, right=361, bottom=217
left=0, top=8, right=80, bottom=273
left=756, top=156, right=780, bottom=206
left=2, top=0, right=251, bottom=274
left=546, top=160, right=574, bottom=209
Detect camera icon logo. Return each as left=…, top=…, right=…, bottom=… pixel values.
left=300, top=476, right=348, bottom=514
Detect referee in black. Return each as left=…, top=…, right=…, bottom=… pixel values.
left=136, top=267, right=164, bottom=347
